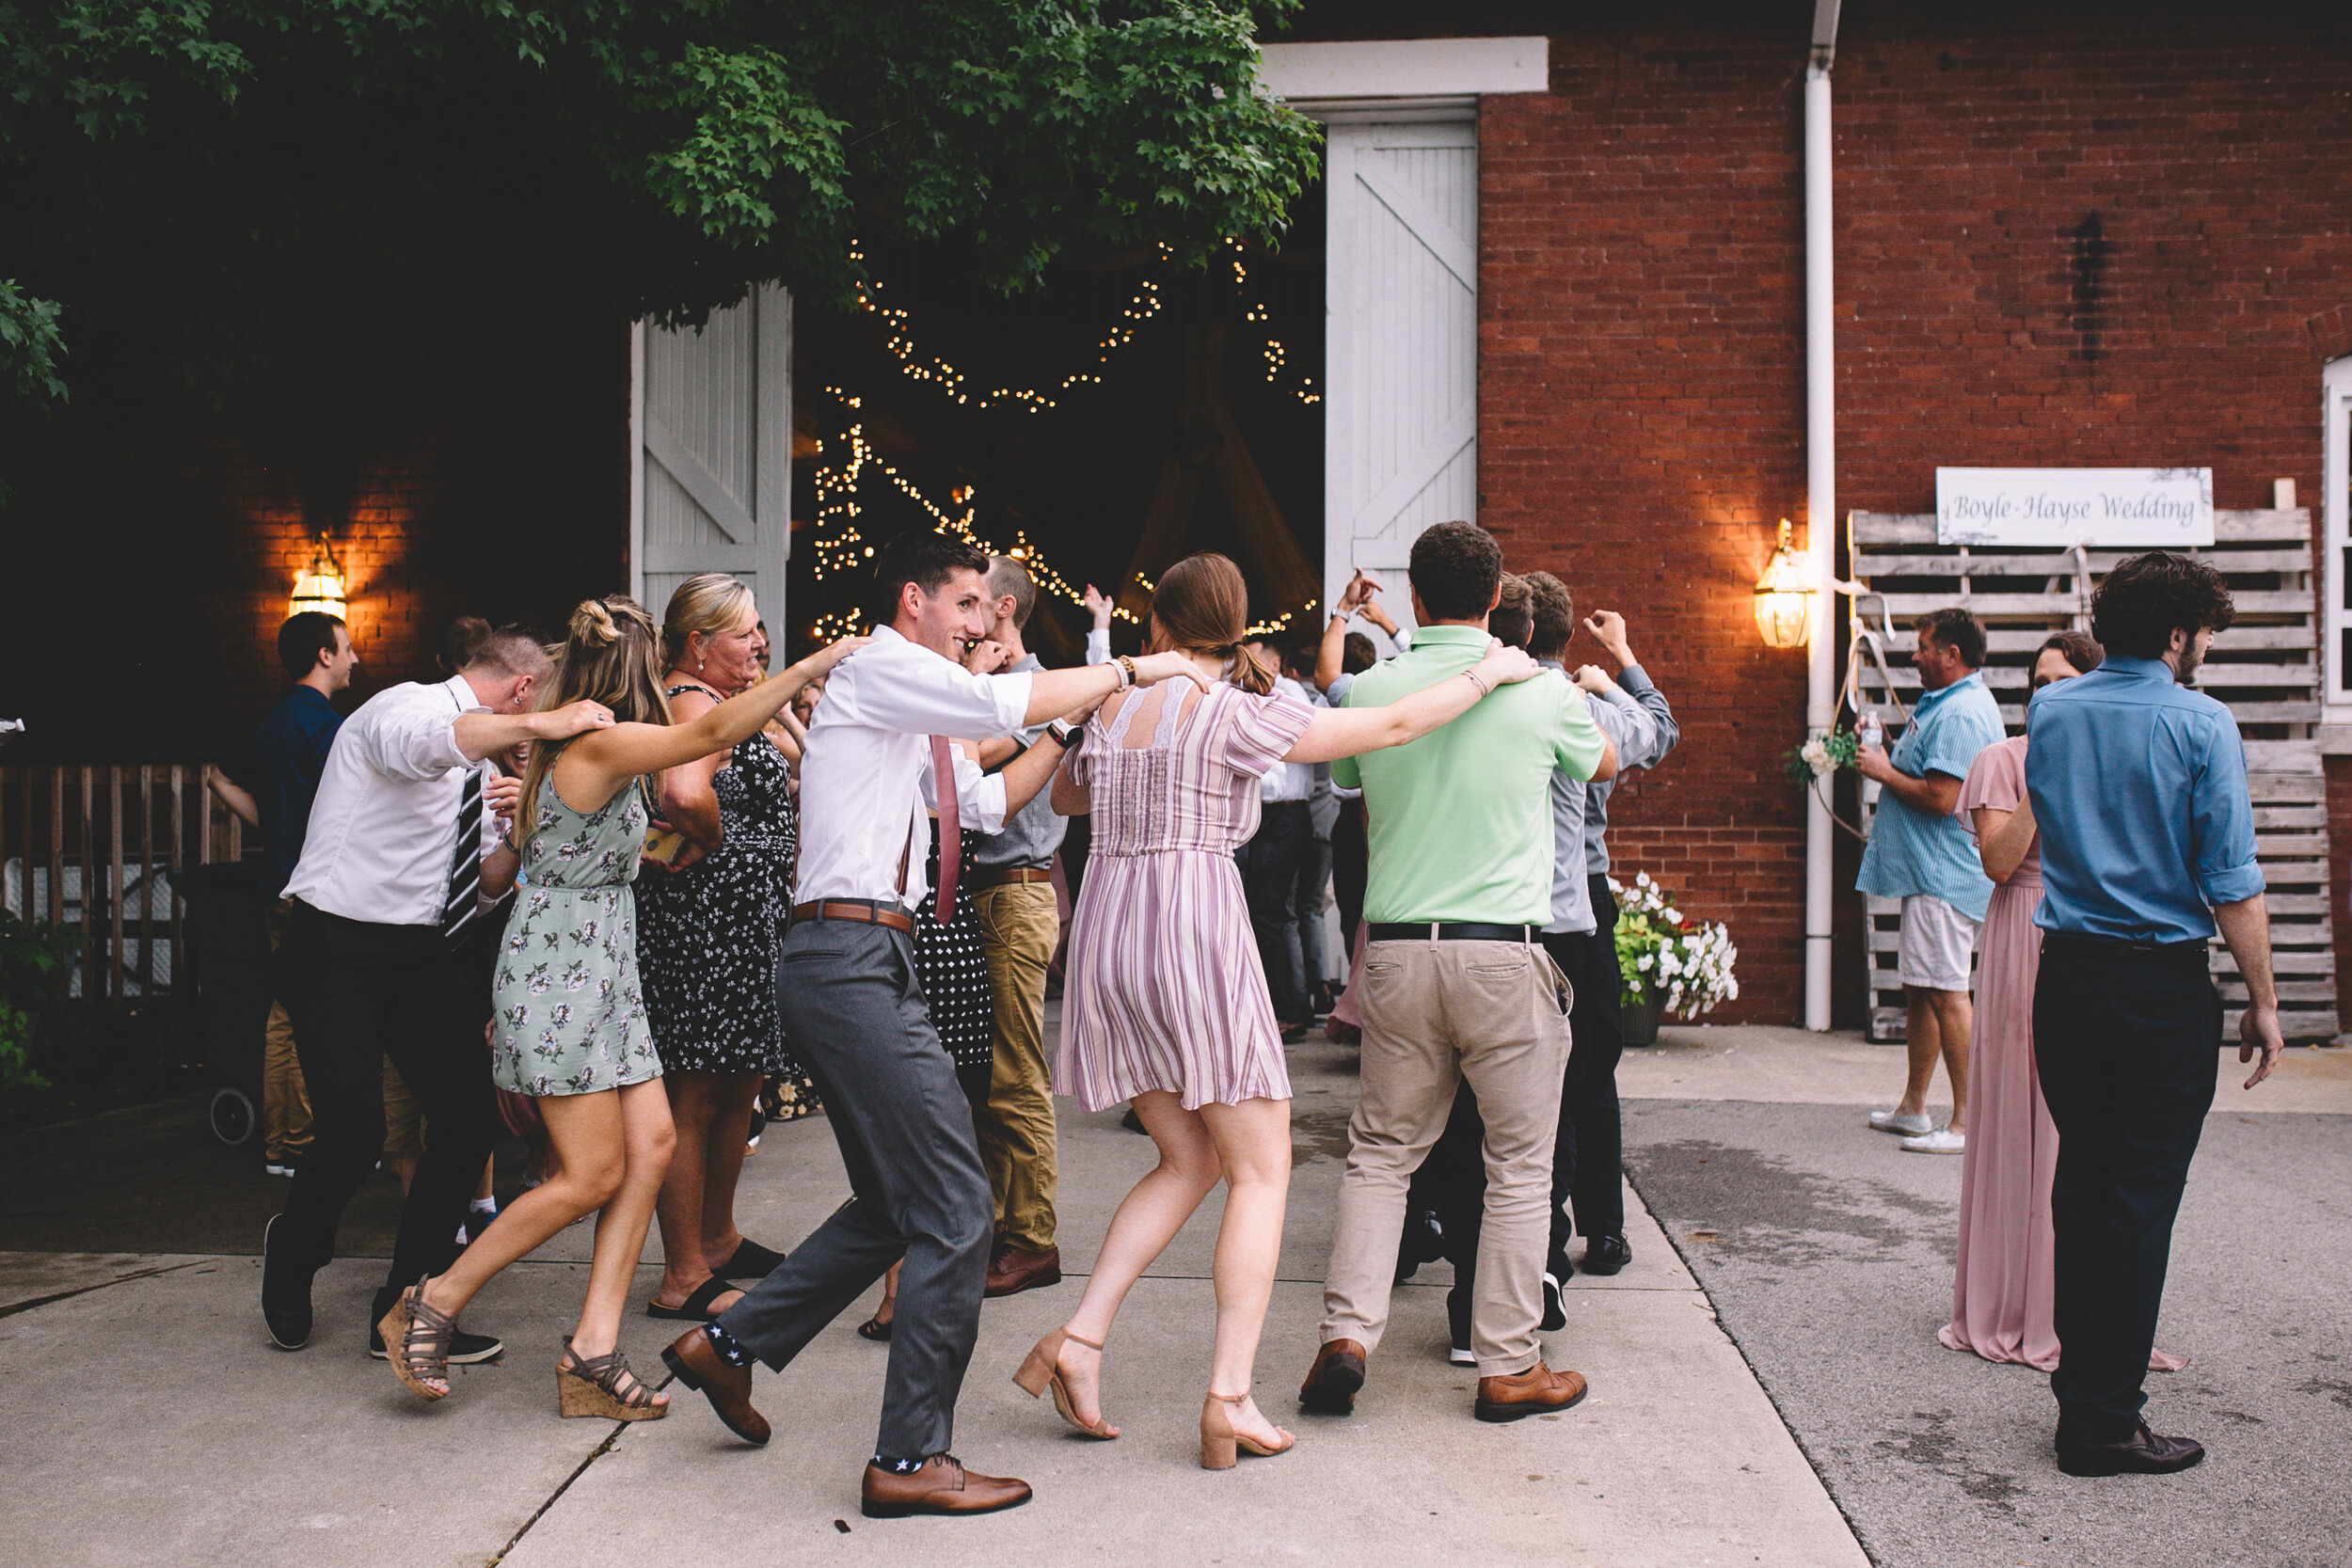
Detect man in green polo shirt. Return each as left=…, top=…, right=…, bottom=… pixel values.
left=1300, top=521, right=1617, bottom=1425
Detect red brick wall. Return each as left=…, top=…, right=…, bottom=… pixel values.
left=0, top=315, right=631, bottom=762
left=1479, top=16, right=2352, bottom=1025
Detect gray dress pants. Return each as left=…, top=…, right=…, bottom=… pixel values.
left=714, top=918, right=993, bottom=1459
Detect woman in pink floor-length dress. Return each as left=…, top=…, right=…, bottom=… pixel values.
left=1940, top=630, right=2183, bottom=1374
left=1009, top=552, right=1540, bottom=1468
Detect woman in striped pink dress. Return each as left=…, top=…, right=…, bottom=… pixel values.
left=1015, top=553, right=1537, bottom=1468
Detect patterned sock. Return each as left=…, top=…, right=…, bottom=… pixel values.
left=703, top=1322, right=749, bottom=1368
left=872, top=1454, right=928, bottom=1475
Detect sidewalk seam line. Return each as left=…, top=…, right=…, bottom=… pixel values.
left=0, top=1257, right=216, bottom=1319
left=1623, top=1163, right=1884, bottom=1568
left=485, top=1417, right=632, bottom=1567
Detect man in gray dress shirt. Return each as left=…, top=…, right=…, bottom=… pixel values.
left=1530, top=584, right=1677, bottom=1307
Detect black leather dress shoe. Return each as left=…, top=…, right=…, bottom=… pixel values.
left=1392, top=1208, right=1447, bottom=1285
left=261, top=1215, right=312, bottom=1351
left=2056, top=1422, right=2205, bottom=1477
left=1581, top=1235, right=1632, bottom=1276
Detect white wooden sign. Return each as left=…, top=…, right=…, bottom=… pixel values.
left=1934, top=467, right=2214, bottom=547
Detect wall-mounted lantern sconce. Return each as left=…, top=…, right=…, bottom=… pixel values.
left=1753, top=518, right=1814, bottom=649
left=289, top=534, right=348, bottom=620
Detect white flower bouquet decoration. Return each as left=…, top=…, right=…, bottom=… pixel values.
left=1610, top=871, right=1739, bottom=1019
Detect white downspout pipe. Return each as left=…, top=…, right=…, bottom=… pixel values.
left=1803, top=3, right=1840, bottom=1031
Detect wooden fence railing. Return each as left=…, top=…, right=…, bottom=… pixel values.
left=1847, top=509, right=2340, bottom=1044
left=0, top=764, right=248, bottom=1003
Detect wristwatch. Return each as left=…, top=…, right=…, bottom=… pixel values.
left=1046, top=719, right=1082, bottom=748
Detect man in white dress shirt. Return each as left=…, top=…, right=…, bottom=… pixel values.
left=662, top=531, right=1207, bottom=1520
left=262, top=628, right=612, bottom=1356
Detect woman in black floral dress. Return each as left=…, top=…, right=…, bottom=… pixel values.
left=638, top=576, right=817, bottom=1323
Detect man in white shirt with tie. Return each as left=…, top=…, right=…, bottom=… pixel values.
left=663, top=531, right=1208, bottom=1520
left=263, top=627, right=613, bottom=1357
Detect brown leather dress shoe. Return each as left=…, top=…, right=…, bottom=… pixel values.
left=2056, top=1422, right=2205, bottom=1477
left=861, top=1455, right=1033, bottom=1518
left=660, top=1327, right=770, bottom=1446
left=1474, top=1360, right=1588, bottom=1422
left=1298, top=1338, right=1367, bottom=1415
left=983, top=1243, right=1063, bottom=1298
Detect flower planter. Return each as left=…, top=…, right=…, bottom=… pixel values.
left=1620, top=993, right=1662, bottom=1048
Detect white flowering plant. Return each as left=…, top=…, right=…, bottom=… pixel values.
left=1783, top=725, right=1859, bottom=784
left=1610, top=871, right=1739, bottom=1018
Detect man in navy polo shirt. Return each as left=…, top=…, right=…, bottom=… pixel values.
left=2026, top=551, right=2281, bottom=1478
left=210, top=612, right=357, bottom=1174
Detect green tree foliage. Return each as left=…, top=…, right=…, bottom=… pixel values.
left=0, top=0, right=1318, bottom=422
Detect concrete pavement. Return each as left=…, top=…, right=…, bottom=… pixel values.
left=2, top=1034, right=1869, bottom=1568
left=1622, top=1025, right=2352, bottom=1568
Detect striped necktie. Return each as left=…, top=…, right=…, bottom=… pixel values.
left=442, top=767, right=484, bottom=947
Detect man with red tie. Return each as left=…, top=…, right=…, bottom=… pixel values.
left=663, top=531, right=1209, bottom=1519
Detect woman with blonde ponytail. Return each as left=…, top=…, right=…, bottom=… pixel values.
left=378, top=595, right=865, bottom=1420
left=1016, top=552, right=1541, bottom=1468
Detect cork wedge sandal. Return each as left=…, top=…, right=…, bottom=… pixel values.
left=557, top=1339, right=669, bottom=1421
left=378, top=1283, right=455, bottom=1402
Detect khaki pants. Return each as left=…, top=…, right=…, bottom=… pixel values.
left=973, top=881, right=1060, bottom=1250
left=262, top=998, right=313, bottom=1161
left=1320, top=937, right=1571, bottom=1375
left=262, top=900, right=313, bottom=1162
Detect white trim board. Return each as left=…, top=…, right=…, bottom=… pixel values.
left=1258, top=37, right=1548, bottom=101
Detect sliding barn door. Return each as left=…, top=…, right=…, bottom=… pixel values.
left=1324, top=117, right=1478, bottom=642
left=630, top=287, right=792, bottom=637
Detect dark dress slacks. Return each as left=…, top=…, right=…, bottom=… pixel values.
left=717, top=918, right=993, bottom=1460
left=275, top=900, right=499, bottom=1294
left=2032, top=942, right=2219, bottom=1443
left=1544, top=872, right=1629, bottom=1260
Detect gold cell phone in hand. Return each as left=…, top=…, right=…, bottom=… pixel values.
left=642, top=827, right=685, bottom=864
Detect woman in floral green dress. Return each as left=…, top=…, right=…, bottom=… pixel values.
left=378, top=595, right=863, bottom=1420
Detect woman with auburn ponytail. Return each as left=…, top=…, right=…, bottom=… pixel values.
left=377, top=596, right=865, bottom=1420
left=1016, top=552, right=1541, bottom=1468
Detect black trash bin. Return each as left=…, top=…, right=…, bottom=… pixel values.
left=177, top=862, right=281, bottom=1146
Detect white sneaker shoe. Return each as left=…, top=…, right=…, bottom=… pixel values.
left=1869, top=1108, right=1932, bottom=1136
left=1448, top=1344, right=1477, bottom=1368
left=1900, top=1127, right=1965, bottom=1154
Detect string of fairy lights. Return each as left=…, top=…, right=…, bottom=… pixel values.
left=804, top=237, right=1319, bottom=641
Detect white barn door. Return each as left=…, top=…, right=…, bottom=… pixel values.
left=1324, top=117, right=1478, bottom=641
left=629, top=287, right=792, bottom=637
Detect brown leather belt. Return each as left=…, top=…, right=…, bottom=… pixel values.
left=970, top=865, right=1054, bottom=890
left=790, top=899, right=914, bottom=934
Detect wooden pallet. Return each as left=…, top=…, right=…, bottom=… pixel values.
left=1849, top=510, right=2337, bottom=1043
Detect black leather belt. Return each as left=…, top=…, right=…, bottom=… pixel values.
left=1368, top=923, right=1536, bottom=944
left=2041, top=933, right=2209, bottom=970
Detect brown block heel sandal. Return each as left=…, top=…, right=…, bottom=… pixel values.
left=379, top=1284, right=455, bottom=1402
left=557, top=1339, right=668, bottom=1421
left=1200, top=1391, right=1295, bottom=1471
left=1011, top=1326, right=1117, bottom=1439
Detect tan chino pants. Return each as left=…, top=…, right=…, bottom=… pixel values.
left=973, top=880, right=1061, bottom=1250
left=1320, top=937, right=1572, bottom=1375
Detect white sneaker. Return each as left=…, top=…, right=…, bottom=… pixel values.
left=1900, top=1127, right=1965, bottom=1154
left=1448, top=1344, right=1477, bottom=1367
left=1869, top=1108, right=1932, bottom=1136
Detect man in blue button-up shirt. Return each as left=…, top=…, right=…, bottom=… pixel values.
left=1856, top=608, right=2006, bottom=1151
left=2025, top=550, right=2282, bottom=1480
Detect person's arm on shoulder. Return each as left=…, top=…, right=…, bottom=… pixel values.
left=1286, top=643, right=1544, bottom=766
left=564, top=636, right=867, bottom=801
left=205, top=766, right=262, bottom=831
